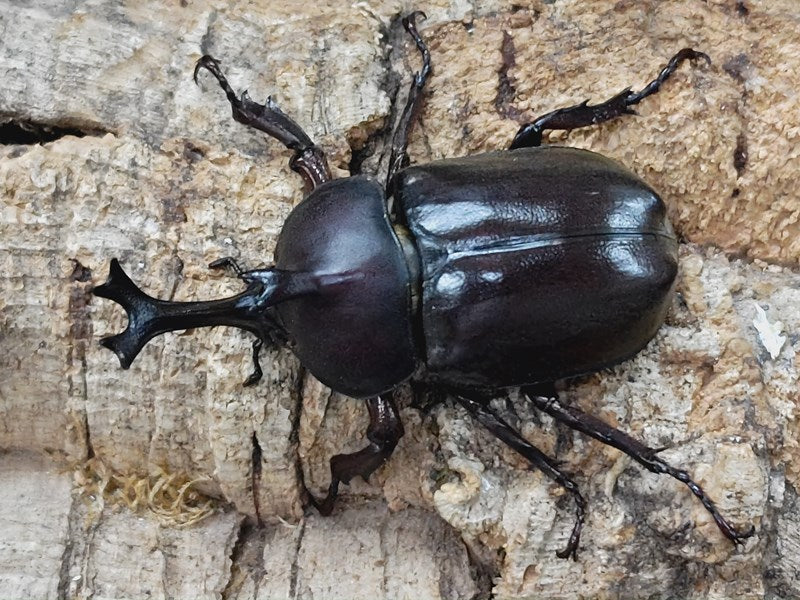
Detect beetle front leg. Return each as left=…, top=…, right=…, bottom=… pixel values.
left=510, top=48, right=710, bottom=149
left=455, top=395, right=586, bottom=560
left=208, top=256, right=265, bottom=385
left=194, top=55, right=331, bottom=189
left=243, top=338, right=264, bottom=387
left=308, top=395, right=404, bottom=515
left=523, top=391, right=756, bottom=545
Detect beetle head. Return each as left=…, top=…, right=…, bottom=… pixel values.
left=92, top=258, right=341, bottom=370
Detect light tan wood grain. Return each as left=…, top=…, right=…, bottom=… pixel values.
left=1, top=1, right=798, bottom=598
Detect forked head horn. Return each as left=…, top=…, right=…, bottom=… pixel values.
left=92, top=259, right=278, bottom=369
left=92, top=259, right=163, bottom=368
left=92, top=259, right=361, bottom=369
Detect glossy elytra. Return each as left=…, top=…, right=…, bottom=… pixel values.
left=93, top=13, right=754, bottom=559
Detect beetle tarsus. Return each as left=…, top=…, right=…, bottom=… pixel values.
left=455, top=395, right=587, bottom=560
left=510, top=48, right=711, bottom=149
left=194, top=55, right=240, bottom=106
left=386, top=10, right=432, bottom=192
left=194, top=54, right=331, bottom=189
left=624, top=48, right=710, bottom=106
left=524, top=392, right=756, bottom=546
left=663, top=464, right=756, bottom=544
left=308, top=396, right=404, bottom=515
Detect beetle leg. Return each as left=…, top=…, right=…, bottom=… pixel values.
left=455, top=395, right=586, bottom=560
left=509, top=48, right=711, bottom=149
left=386, top=11, right=432, bottom=192
left=308, top=395, right=404, bottom=515
left=524, top=391, right=756, bottom=544
left=208, top=258, right=267, bottom=385
left=243, top=337, right=264, bottom=387
left=194, top=55, right=331, bottom=189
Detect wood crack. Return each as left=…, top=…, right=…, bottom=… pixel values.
left=221, top=520, right=254, bottom=600
left=288, top=518, right=307, bottom=599
left=0, top=118, right=111, bottom=145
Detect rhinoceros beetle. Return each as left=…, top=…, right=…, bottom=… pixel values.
left=93, top=13, right=755, bottom=559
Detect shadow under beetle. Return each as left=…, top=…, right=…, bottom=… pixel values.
left=93, top=12, right=755, bottom=559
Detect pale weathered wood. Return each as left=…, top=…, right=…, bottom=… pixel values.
left=1, top=1, right=799, bottom=599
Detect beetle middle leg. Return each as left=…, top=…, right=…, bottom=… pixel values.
left=523, top=390, right=756, bottom=544
left=386, top=11, right=432, bottom=191
left=510, top=48, right=711, bottom=149
left=308, top=395, right=404, bottom=515
left=194, top=55, right=331, bottom=189
left=455, top=395, right=586, bottom=560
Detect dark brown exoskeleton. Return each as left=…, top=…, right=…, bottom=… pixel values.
left=93, top=13, right=754, bottom=559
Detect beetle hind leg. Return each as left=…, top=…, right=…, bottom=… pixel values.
left=456, top=395, right=586, bottom=560
left=523, top=390, right=756, bottom=544
left=194, top=55, right=331, bottom=189
left=386, top=11, right=432, bottom=191
left=510, top=48, right=710, bottom=149
left=308, top=396, right=404, bottom=515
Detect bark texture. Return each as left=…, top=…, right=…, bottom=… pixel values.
left=1, top=1, right=798, bottom=599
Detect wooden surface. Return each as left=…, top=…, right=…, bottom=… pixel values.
left=1, top=1, right=799, bottom=598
